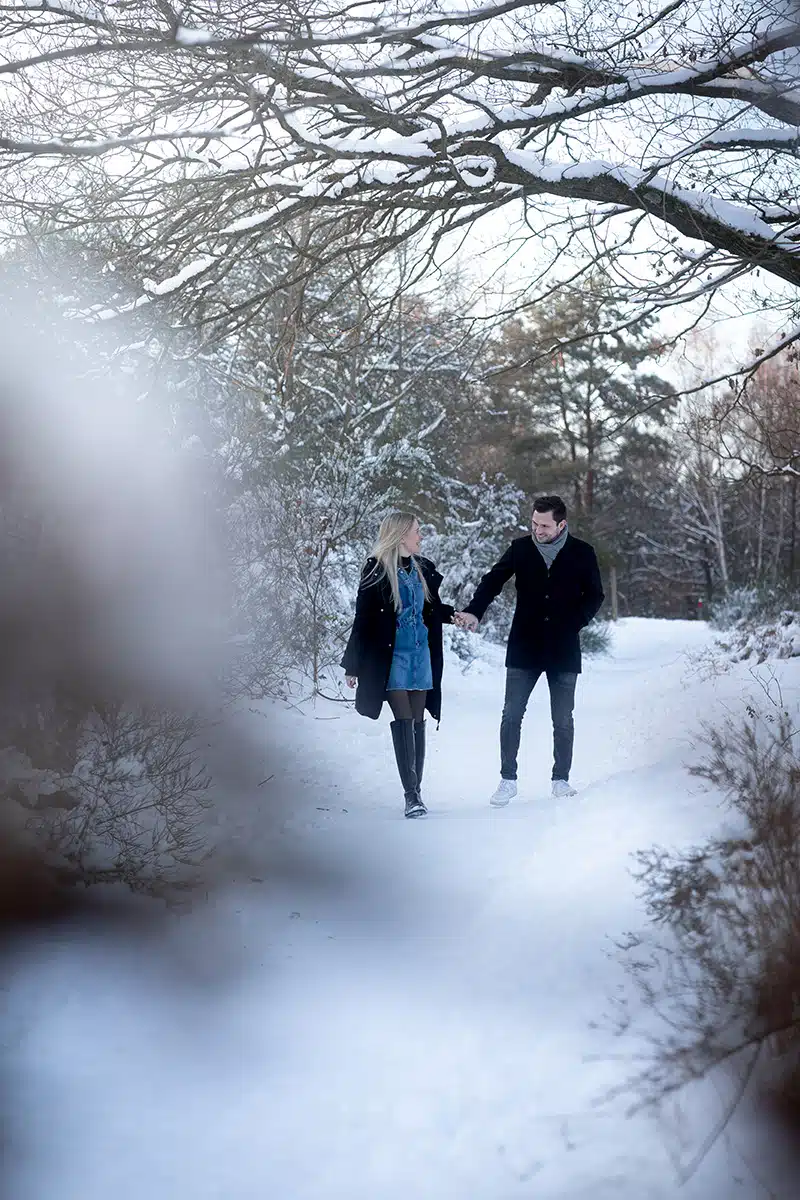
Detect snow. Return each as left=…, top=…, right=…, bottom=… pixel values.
left=361, top=160, right=407, bottom=185
left=282, top=110, right=435, bottom=161
left=503, top=149, right=785, bottom=242
left=75, top=293, right=152, bottom=322
left=714, top=610, right=800, bottom=664
left=505, top=147, right=636, bottom=187
left=404, top=45, right=463, bottom=66
left=142, top=255, right=216, bottom=296
left=4, top=619, right=798, bottom=1198
left=319, top=132, right=435, bottom=159
left=456, top=153, right=497, bottom=187
left=23, top=0, right=104, bottom=16
left=373, top=14, right=799, bottom=95
left=703, top=76, right=800, bottom=109
left=702, top=125, right=800, bottom=147
left=665, top=185, right=782, bottom=242
left=383, top=0, right=542, bottom=37
left=438, top=71, right=729, bottom=141
left=412, top=32, right=458, bottom=50
left=174, top=26, right=214, bottom=46
left=221, top=209, right=276, bottom=234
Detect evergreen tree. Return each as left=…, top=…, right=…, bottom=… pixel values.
left=486, top=278, right=676, bottom=533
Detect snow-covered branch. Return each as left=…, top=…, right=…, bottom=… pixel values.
left=3, top=0, right=800, bottom=324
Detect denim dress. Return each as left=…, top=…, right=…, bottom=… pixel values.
left=387, top=563, right=433, bottom=691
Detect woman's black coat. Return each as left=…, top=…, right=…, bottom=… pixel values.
left=341, top=556, right=455, bottom=721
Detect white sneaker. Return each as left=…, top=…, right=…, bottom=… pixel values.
left=552, top=779, right=577, bottom=798
left=489, top=779, right=517, bottom=807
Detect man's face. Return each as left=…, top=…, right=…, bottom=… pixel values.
left=531, top=509, right=566, bottom=543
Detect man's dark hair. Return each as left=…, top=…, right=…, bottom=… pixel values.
left=533, top=495, right=567, bottom=523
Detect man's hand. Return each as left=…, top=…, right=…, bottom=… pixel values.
left=454, top=612, right=479, bottom=632
left=345, top=675, right=357, bottom=688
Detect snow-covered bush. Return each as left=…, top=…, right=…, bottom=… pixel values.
left=421, top=473, right=526, bottom=644
left=443, top=623, right=507, bottom=674
left=711, top=585, right=768, bottom=629
left=227, top=440, right=435, bottom=700
left=704, top=582, right=800, bottom=666
left=21, top=704, right=212, bottom=896
left=580, top=618, right=613, bottom=658
left=711, top=583, right=800, bottom=631
left=715, top=611, right=800, bottom=665
left=0, top=270, right=232, bottom=900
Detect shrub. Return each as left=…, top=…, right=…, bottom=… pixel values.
left=711, top=582, right=800, bottom=631
left=616, top=700, right=800, bottom=1175
left=581, top=618, right=613, bottom=657
left=9, top=702, right=212, bottom=898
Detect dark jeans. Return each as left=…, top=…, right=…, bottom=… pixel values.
left=500, top=667, right=578, bottom=782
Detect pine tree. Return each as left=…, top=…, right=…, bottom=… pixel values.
left=487, top=278, right=676, bottom=534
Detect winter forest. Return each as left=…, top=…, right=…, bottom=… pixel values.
left=2, top=1, right=800, bottom=1197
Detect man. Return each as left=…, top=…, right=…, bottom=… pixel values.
left=456, top=496, right=604, bottom=805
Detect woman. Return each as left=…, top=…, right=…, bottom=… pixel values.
left=342, top=512, right=455, bottom=818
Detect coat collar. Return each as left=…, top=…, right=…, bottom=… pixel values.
left=528, top=531, right=575, bottom=572
left=417, top=556, right=443, bottom=588
left=367, top=555, right=442, bottom=591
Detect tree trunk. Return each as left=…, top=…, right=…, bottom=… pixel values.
left=702, top=544, right=714, bottom=604
left=711, top=488, right=729, bottom=590
left=790, top=476, right=797, bottom=585
left=772, top=478, right=787, bottom=583
left=756, top=477, right=766, bottom=578
left=584, top=348, right=595, bottom=517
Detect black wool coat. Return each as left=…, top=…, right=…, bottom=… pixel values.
left=341, top=556, right=455, bottom=721
left=464, top=534, right=604, bottom=674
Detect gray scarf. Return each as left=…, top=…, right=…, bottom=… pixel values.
left=534, top=523, right=568, bottom=570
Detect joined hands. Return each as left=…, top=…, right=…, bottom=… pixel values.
left=454, top=612, right=479, bottom=632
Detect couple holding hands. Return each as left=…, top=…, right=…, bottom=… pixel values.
left=342, top=497, right=605, bottom=818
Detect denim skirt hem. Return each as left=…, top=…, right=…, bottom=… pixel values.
left=387, top=645, right=433, bottom=692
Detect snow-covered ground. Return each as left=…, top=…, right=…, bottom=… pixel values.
left=4, top=618, right=798, bottom=1199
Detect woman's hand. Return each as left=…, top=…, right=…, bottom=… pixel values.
left=345, top=675, right=357, bottom=689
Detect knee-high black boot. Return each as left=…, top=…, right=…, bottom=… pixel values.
left=390, top=719, right=425, bottom=818
left=413, top=719, right=426, bottom=809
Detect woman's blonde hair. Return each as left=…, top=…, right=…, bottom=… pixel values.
left=368, top=511, right=431, bottom=612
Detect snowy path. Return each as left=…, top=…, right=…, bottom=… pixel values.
left=5, top=619, right=797, bottom=1199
